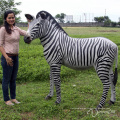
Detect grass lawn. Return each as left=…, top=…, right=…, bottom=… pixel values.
left=0, top=27, right=120, bottom=120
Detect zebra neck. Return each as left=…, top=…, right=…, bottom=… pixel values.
left=40, top=26, right=68, bottom=48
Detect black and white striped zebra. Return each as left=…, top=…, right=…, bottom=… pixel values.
left=24, top=11, right=118, bottom=109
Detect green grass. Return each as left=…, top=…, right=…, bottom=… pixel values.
left=0, top=27, right=120, bottom=120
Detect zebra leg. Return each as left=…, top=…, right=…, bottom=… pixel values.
left=96, top=64, right=111, bottom=110
left=45, top=69, right=54, bottom=100
left=97, top=79, right=110, bottom=110
left=51, top=64, right=61, bottom=104
left=109, top=68, right=116, bottom=105
left=46, top=64, right=61, bottom=104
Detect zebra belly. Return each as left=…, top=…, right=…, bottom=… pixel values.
left=62, top=60, right=93, bottom=70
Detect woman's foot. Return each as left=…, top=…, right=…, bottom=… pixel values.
left=11, top=99, right=20, bottom=104
left=5, top=100, right=14, bottom=106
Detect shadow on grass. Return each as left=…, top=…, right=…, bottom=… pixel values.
left=16, top=66, right=96, bottom=84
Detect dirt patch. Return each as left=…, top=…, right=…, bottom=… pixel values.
left=21, top=112, right=34, bottom=119
left=97, top=30, right=118, bottom=32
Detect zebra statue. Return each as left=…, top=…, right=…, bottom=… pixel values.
left=24, top=11, right=118, bottom=110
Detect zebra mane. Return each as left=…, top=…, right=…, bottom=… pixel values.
left=36, top=11, right=68, bottom=35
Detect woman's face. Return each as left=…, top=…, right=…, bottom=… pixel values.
left=6, top=13, right=15, bottom=26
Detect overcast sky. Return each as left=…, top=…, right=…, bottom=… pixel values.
left=14, top=0, right=120, bottom=22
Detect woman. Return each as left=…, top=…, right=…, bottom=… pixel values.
left=0, top=10, right=30, bottom=105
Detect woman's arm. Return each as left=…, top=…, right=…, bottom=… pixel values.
left=17, top=27, right=30, bottom=36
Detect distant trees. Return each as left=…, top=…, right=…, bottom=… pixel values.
left=0, top=0, right=22, bottom=25
left=94, top=16, right=111, bottom=26
left=117, top=22, right=120, bottom=26
left=55, top=13, right=119, bottom=27
left=94, top=16, right=118, bottom=27
left=55, top=13, right=66, bottom=23
left=94, top=16, right=105, bottom=23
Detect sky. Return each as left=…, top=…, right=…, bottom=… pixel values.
left=14, top=0, right=120, bottom=22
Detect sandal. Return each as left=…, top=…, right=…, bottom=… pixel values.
left=11, top=99, right=20, bottom=104
left=5, top=101, right=14, bottom=106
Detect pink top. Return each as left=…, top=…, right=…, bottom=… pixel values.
left=0, top=26, right=28, bottom=54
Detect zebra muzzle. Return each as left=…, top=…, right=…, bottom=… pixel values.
left=24, top=36, right=31, bottom=44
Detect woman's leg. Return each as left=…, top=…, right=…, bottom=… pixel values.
left=1, top=55, right=13, bottom=101
left=10, top=56, right=19, bottom=100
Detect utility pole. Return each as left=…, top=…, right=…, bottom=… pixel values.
left=105, top=9, right=106, bottom=16
left=84, top=13, right=86, bottom=22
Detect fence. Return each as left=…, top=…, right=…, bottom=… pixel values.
left=16, top=23, right=28, bottom=27
left=16, top=22, right=104, bottom=27
left=59, top=22, right=104, bottom=27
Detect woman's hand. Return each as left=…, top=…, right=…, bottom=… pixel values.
left=6, top=57, right=13, bottom=66
left=0, top=47, right=13, bottom=66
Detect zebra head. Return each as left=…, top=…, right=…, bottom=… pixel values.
left=24, top=12, right=47, bottom=43
left=24, top=11, right=68, bottom=44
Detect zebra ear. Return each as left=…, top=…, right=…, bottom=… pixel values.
left=25, top=14, right=35, bottom=21
left=40, top=12, right=46, bottom=19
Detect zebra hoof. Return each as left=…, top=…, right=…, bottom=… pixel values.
left=55, top=101, right=60, bottom=105
left=108, top=100, right=114, bottom=105
left=96, top=105, right=102, bottom=111
left=45, top=96, right=52, bottom=100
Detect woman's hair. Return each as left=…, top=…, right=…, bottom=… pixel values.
left=4, top=10, right=15, bottom=34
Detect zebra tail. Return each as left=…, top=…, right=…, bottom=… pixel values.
left=113, top=47, right=118, bottom=86
left=113, top=68, right=118, bottom=86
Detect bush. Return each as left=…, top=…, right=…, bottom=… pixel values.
left=111, top=22, right=117, bottom=27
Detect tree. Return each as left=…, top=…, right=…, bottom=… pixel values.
left=0, top=0, right=21, bottom=25
left=111, top=22, right=117, bottom=27
left=55, top=13, right=66, bottom=23
left=94, top=16, right=111, bottom=27
left=117, top=22, right=120, bottom=26
left=103, top=16, right=111, bottom=27
left=94, top=16, right=104, bottom=23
